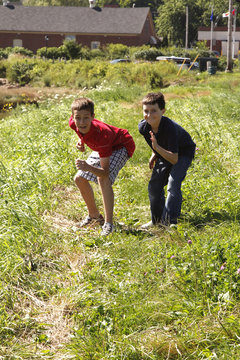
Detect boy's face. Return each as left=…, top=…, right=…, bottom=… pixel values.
left=73, top=109, right=94, bottom=134
left=143, top=103, right=165, bottom=129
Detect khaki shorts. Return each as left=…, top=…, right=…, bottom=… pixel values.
left=77, top=147, right=129, bottom=185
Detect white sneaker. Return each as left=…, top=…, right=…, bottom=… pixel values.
left=141, top=221, right=154, bottom=229
left=101, top=222, right=114, bottom=236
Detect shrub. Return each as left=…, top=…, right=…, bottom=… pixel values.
left=62, top=40, right=81, bottom=59
left=43, top=75, right=51, bottom=87
left=11, top=46, right=33, bottom=57
left=0, top=48, right=9, bottom=59
left=79, top=46, right=91, bottom=60
left=87, top=62, right=108, bottom=80
left=131, top=62, right=164, bottom=88
left=89, top=49, right=106, bottom=60
left=133, top=47, right=163, bottom=61
left=0, top=62, right=7, bottom=77
left=106, top=43, right=129, bottom=60
left=105, top=62, right=132, bottom=84
left=6, top=61, right=34, bottom=85
left=217, top=56, right=227, bottom=71
left=37, top=47, right=64, bottom=60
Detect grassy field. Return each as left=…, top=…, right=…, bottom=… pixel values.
left=0, top=71, right=239, bottom=359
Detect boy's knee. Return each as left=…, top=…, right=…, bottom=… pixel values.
left=168, top=177, right=181, bottom=193
left=74, top=173, right=86, bottom=186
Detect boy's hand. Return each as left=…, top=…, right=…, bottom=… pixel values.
left=76, top=139, right=85, bottom=152
left=149, top=153, right=157, bottom=169
left=149, top=131, right=158, bottom=151
left=75, top=159, right=89, bottom=171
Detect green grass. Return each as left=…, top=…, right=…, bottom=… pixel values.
left=0, top=71, right=240, bottom=359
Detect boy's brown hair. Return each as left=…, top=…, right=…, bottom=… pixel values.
left=142, top=92, right=165, bottom=110
left=71, top=97, right=94, bottom=115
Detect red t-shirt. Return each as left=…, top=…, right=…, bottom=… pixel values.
left=69, top=116, right=135, bottom=158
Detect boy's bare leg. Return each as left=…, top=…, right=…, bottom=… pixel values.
left=98, top=177, right=114, bottom=224
left=74, top=175, right=100, bottom=218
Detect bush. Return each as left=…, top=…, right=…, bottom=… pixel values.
left=217, top=56, right=227, bottom=71
left=79, top=46, right=91, bottom=60
left=62, top=40, right=81, bottom=59
left=43, top=75, right=51, bottom=87
left=6, top=61, right=34, bottom=85
left=0, top=62, right=7, bottom=77
left=133, top=47, right=163, bottom=61
left=105, top=62, right=132, bottom=84
left=106, top=43, right=129, bottom=59
left=37, top=47, right=64, bottom=60
left=0, top=48, right=9, bottom=59
left=131, top=62, right=163, bottom=88
left=11, top=47, right=33, bottom=57
left=88, top=62, right=108, bottom=79
left=89, top=49, right=106, bottom=60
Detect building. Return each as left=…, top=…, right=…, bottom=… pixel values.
left=198, top=26, right=240, bottom=57
left=0, top=1, right=158, bottom=53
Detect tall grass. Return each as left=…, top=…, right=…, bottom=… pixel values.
left=0, top=72, right=239, bottom=359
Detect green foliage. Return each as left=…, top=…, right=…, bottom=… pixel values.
left=133, top=47, right=163, bottom=61
left=37, top=46, right=65, bottom=59
left=11, top=46, right=33, bottom=57
left=63, top=39, right=81, bottom=59
left=155, top=0, right=236, bottom=46
left=0, top=71, right=240, bottom=358
left=0, top=62, right=7, bottom=77
left=0, top=48, right=9, bottom=60
left=217, top=55, right=227, bottom=71
left=80, top=46, right=91, bottom=60
left=3, top=57, right=180, bottom=89
left=156, top=0, right=202, bottom=46
left=0, top=46, right=33, bottom=59
left=106, top=43, right=130, bottom=59
left=6, top=61, right=34, bottom=85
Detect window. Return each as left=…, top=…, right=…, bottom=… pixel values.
left=91, top=41, right=100, bottom=50
left=13, top=39, right=22, bottom=47
left=65, top=35, right=76, bottom=41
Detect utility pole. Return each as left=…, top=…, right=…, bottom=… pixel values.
left=232, top=7, right=237, bottom=58
left=185, top=6, right=188, bottom=49
left=225, top=0, right=233, bottom=72
left=210, top=5, right=214, bottom=51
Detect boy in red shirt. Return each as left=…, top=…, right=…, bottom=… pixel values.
left=69, top=97, right=135, bottom=236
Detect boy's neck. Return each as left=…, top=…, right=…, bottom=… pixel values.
left=151, top=116, right=162, bottom=133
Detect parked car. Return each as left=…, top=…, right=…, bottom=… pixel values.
left=156, top=56, right=199, bottom=70
left=110, top=58, right=131, bottom=64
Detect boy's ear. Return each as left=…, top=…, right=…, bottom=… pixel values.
left=162, top=108, right=166, bottom=114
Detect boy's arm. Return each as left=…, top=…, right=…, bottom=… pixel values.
left=150, top=131, right=178, bottom=165
left=75, top=157, right=110, bottom=178
left=76, top=138, right=85, bottom=152
left=149, top=152, right=157, bottom=169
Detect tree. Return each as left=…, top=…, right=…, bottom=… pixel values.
left=156, top=0, right=208, bottom=47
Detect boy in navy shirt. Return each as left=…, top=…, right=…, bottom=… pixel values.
left=138, top=92, right=195, bottom=228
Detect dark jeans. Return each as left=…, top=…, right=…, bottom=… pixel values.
left=148, top=156, right=193, bottom=225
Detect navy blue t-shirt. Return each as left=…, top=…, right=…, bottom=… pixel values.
left=138, top=116, right=196, bottom=160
